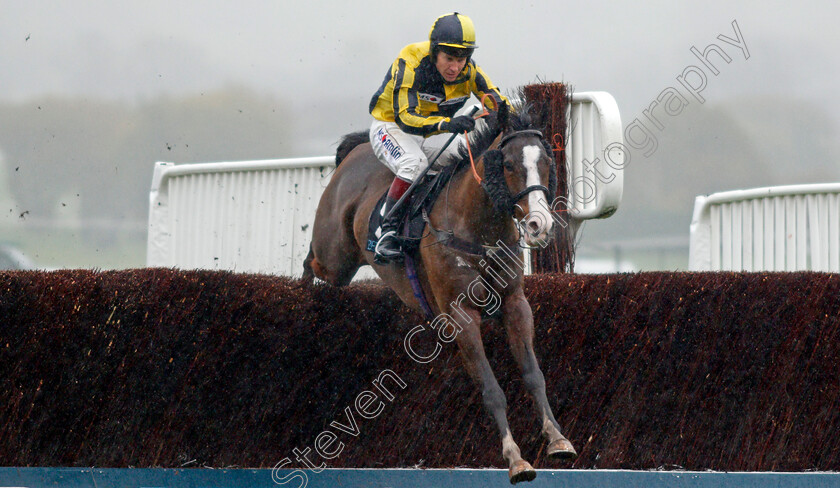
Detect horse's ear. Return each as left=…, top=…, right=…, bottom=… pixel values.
left=498, top=101, right=510, bottom=131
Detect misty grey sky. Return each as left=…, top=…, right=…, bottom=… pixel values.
left=4, top=0, right=838, bottom=144
left=2, top=0, right=839, bottom=270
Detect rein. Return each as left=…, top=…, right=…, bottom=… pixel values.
left=465, top=94, right=492, bottom=184
left=465, top=132, right=483, bottom=184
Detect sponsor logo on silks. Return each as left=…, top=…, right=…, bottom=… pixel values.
left=375, top=127, right=404, bottom=161
left=439, top=95, right=469, bottom=107
left=418, top=92, right=444, bottom=104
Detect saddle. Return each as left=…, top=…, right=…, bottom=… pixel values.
left=365, top=162, right=461, bottom=255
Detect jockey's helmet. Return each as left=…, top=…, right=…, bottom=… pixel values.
left=429, top=12, right=478, bottom=59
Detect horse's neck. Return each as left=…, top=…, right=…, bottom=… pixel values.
left=445, top=156, right=517, bottom=246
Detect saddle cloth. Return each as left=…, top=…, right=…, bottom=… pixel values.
left=365, top=193, right=426, bottom=253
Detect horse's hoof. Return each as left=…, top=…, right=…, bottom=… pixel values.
left=508, top=459, right=536, bottom=484
left=546, top=437, right=577, bottom=460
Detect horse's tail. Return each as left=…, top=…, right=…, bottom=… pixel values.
left=335, top=130, right=370, bottom=166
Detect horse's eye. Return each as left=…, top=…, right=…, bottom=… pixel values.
left=502, top=160, right=515, bottom=172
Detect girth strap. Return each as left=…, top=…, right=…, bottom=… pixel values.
left=404, top=251, right=435, bottom=321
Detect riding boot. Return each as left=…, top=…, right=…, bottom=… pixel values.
left=374, top=176, right=412, bottom=264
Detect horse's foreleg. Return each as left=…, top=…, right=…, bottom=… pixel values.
left=454, top=310, right=536, bottom=484
left=502, top=291, right=577, bottom=461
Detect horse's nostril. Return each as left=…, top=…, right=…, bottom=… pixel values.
left=528, top=220, right=542, bottom=236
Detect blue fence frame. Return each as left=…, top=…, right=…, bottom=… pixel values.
left=0, top=468, right=837, bottom=487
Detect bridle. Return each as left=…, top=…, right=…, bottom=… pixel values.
left=498, top=128, right=546, bottom=148
left=462, top=96, right=552, bottom=208
left=497, top=129, right=552, bottom=208
left=424, top=127, right=556, bottom=256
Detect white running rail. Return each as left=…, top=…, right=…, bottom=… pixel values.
left=689, top=183, right=840, bottom=271
left=147, top=157, right=333, bottom=275
left=147, top=92, right=624, bottom=276
left=566, top=91, right=624, bottom=220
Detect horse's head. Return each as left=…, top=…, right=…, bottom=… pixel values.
left=481, top=103, right=558, bottom=247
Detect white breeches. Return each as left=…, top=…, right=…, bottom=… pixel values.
left=369, top=119, right=466, bottom=182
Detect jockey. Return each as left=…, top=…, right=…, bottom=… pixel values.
left=368, top=12, right=508, bottom=263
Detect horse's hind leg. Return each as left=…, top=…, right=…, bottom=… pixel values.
left=302, top=243, right=316, bottom=283
left=502, top=290, right=576, bottom=461
left=453, top=307, right=536, bottom=484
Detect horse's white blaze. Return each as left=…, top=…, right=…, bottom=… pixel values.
left=521, top=145, right=552, bottom=243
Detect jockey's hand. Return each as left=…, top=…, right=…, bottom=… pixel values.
left=440, top=115, right=475, bottom=134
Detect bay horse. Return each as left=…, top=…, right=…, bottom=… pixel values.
left=302, top=102, right=576, bottom=483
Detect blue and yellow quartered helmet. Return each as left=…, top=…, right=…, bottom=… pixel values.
left=429, top=12, right=478, bottom=58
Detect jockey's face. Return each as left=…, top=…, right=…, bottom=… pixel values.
left=435, top=51, right=468, bottom=82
